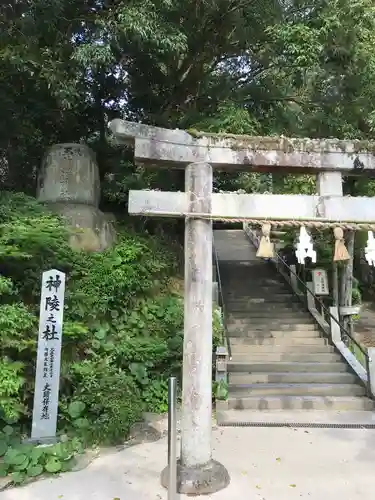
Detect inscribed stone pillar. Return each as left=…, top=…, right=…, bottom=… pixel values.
left=161, top=162, right=230, bottom=495
left=37, top=143, right=116, bottom=251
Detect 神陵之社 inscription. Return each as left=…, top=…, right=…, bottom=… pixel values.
left=31, top=270, right=66, bottom=440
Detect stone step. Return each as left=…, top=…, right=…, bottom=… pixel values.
left=228, top=312, right=315, bottom=326
left=222, top=270, right=285, bottom=276
left=226, top=395, right=374, bottom=411
left=222, top=278, right=287, bottom=286
left=227, top=361, right=349, bottom=373
left=216, top=408, right=375, bottom=425
left=229, top=321, right=317, bottom=329
left=227, top=307, right=307, bottom=314
left=229, top=343, right=335, bottom=354
left=230, top=352, right=341, bottom=363
left=225, top=290, right=292, bottom=296
left=229, top=371, right=357, bottom=385
left=225, top=286, right=290, bottom=294
left=228, top=383, right=366, bottom=397
left=228, top=326, right=319, bottom=336
left=228, top=313, right=312, bottom=321
left=226, top=303, right=305, bottom=312
left=225, top=296, right=303, bottom=304
left=228, top=336, right=329, bottom=346
left=226, top=298, right=296, bottom=306
left=226, top=296, right=299, bottom=304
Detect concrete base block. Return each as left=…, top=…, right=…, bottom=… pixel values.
left=216, top=399, right=229, bottom=411
left=161, top=458, right=230, bottom=495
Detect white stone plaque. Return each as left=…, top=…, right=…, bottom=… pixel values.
left=31, top=269, right=66, bottom=440
left=312, top=268, right=329, bottom=296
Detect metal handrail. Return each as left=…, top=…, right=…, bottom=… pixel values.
left=167, top=377, right=177, bottom=499
left=277, top=255, right=368, bottom=360
left=213, top=241, right=232, bottom=359
left=245, top=228, right=368, bottom=361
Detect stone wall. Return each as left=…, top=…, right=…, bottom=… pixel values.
left=37, top=143, right=116, bottom=251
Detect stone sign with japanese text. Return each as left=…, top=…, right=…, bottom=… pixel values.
left=31, top=269, right=66, bottom=441
left=312, top=268, right=329, bottom=296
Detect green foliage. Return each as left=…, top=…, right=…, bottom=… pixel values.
left=62, top=361, right=143, bottom=444
left=0, top=193, right=184, bottom=457
left=214, top=379, right=229, bottom=401
left=0, top=359, right=25, bottom=422
left=352, top=277, right=362, bottom=305
left=0, top=425, right=84, bottom=485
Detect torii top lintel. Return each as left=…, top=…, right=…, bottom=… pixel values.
left=109, top=118, right=375, bottom=173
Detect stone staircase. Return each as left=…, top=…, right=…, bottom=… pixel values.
left=214, top=229, right=375, bottom=416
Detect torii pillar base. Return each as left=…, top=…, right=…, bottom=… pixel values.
left=161, top=459, right=230, bottom=495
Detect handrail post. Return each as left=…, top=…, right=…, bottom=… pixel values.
left=367, top=348, right=375, bottom=398
left=329, top=306, right=341, bottom=345
left=306, top=282, right=315, bottom=312
left=216, top=346, right=228, bottom=383
left=290, top=264, right=298, bottom=294
left=167, top=377, right=177, bottom=499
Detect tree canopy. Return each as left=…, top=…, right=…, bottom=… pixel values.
left=1, top=0, right=375, bottom=196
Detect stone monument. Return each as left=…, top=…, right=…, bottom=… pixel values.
left=37, top=143, right=116, bottom=251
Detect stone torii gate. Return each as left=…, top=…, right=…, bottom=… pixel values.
left=109, top=119, right=375, bottom=495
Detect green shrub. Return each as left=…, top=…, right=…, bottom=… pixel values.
left=0, top=192, right=183, bottom=452
left=0, top=425, right=84, bottom=484
left=61, top=359, right=143, bottom=445
left=0, top=359, right=25, bottom=422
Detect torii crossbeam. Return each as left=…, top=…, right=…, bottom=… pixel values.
left=109, top=118, right=375, bottom=495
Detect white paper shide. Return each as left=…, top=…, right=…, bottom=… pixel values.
left=295, top=227, right=317, bottom=265
left=31, top=269, right=66, bottom=440
left=365, top=231, right=375, bottom=267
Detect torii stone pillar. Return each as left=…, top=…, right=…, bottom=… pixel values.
left=162, top=162, right=229, bottom=494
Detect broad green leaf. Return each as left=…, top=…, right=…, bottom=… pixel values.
left=13, top=456, right=30, bottom=471
left=45, top=457, right=62, bottom=473
left=2, top=426, right=13, bottom=436
left=0, top=440, right=9, bottom=457
left=30, top=447, right=44, bottom=463
left=27, top=464, right=44, bottom=477
left=4, top=449, right=26, bottom=466
left=11, top=471, right=26, bottom=485
left=67, top=401, right=86, bottom=419
left=73, top=418, right=90, bottom=429
left=0, top=463, right=9, bottom=477
left=60, top=458, right=76, bottom=472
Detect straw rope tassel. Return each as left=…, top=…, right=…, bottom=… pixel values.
left=333, top=227, right=350, bottom=261
left=256, top=223, right=274, bottom=258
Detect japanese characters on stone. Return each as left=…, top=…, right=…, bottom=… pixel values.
left=40, top=274, right=62, bottom=420
left=31, top=269, right=66, bottom=440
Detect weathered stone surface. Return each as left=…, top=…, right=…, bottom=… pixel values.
left=161, top=458, right=230, bottom=495
left=109, top=119, right=375, bottom=172
left=38, top=143, right=100, bottom=206
left=182, top=163, right=213, bottom=471
left=53, top=204, right=116, bottom=252
left=38, top=144, right=116, bottom=252
left=129, top=190, right=375, bottom=224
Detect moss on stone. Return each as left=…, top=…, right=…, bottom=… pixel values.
left=185, top=128, right=375, bottom=154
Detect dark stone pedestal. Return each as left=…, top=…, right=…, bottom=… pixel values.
left=161, top=458, right=230, bottom=495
